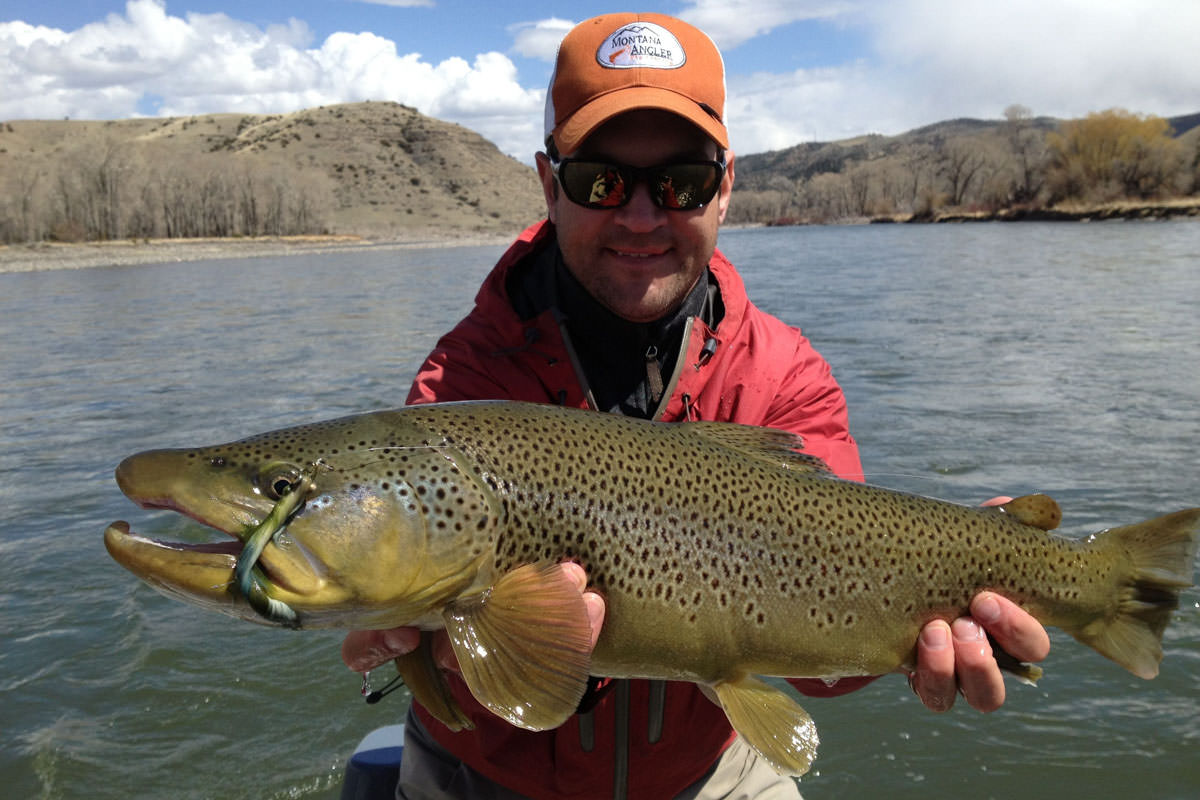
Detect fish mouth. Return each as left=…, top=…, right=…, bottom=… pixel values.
left=106, top=489, right=244, bottom=558
left=104, top=485, right=315, bottom=627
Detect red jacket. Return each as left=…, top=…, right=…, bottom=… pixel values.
left=406, top=220, right=874, bottom=799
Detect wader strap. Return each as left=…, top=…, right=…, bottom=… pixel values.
left=553, top=311, right=599, bottom=411
left=647, top=680, right=666, bottom=744
left=578, top=708, right=595, bottom=752
left=613, top=680, right=630, bottom=800
left=578, top=679, right=666, bottom=798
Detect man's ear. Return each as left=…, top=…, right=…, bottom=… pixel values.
left=535, top=152, right=559, bottom=224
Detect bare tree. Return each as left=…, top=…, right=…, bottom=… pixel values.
left=940, top=138, right=991, bottom=207
left=1003, top=104, right=1047, bottom=204
left=0, top=164, right=46, bottom=242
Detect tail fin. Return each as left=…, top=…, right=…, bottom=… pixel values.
left=1072, top=508, right=1200, bottom=679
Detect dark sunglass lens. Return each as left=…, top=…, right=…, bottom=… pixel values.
left=654, top=164, right=720, bottom=210
left=563, top=162, right=628, bottom=208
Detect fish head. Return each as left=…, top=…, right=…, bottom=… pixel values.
left=104, top=410, right=500, bottom=629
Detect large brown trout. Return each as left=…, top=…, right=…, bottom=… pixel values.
left=104, top=401, right=1199, bottom=774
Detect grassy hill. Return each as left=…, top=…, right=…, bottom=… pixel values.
left=0, top=101, right=546, bottom=242
left=730, top=111, right=1200, bottom=224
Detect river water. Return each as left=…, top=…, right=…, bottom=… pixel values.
left=1, top=222, right=1197, bottom=799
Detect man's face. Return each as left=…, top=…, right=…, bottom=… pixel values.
left=536, top=110, right=735, bottom=323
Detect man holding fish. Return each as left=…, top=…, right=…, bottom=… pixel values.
left=342, top=12, right=1050, bottom=800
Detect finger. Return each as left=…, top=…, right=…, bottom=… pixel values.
left=560, top=561, right=605, bottom=649
left=970, top=593, right=1051, bottom=663
left=951, top=617, right=1006, bottom=712
left=560, top=561, right=588, bottom=593
left=341, top=627, right=419, bottom=672
left=583, top=592, right=606, bottom=650
left=432, top=630, right=461, bottom=672
left=912, top=620, right=957, bottom=713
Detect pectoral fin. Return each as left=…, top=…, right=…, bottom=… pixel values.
left=712, top=675, right=820, bottom=776
left=443, top=563, right=592, bottom=731
left=393, top=631, right=473, bottom=732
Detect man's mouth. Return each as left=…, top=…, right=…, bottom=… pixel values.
left=608, top=246, right=671, bottom=262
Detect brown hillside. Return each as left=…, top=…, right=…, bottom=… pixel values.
left=0, top=101, right=546, bottom=241
left=729, top=110, right=1199, bottom=224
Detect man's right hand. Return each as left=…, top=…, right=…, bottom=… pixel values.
left=341, top=562, right=605, bottom=674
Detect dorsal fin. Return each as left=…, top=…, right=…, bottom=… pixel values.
left=686, top=421, right=833, bottom=473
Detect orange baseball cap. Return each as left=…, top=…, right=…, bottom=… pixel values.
left=544, top=13, right=729, bottom=155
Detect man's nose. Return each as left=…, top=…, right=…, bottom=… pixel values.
left=613, top=179, right=666, bottom=232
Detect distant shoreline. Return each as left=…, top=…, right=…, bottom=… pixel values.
left=904, top=197, right=1200, bottom=224
left=0, top=233, right=514, bottom=275
left=757, top=197, right=1200, bottom=228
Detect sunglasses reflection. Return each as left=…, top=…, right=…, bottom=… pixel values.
left=589, top=168, right=627, bottom=206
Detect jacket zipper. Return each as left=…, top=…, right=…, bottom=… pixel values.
left=651, top=317, right=695, bottom=420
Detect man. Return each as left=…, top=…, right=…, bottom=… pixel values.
left=343, top=12, right=1050, bottom=799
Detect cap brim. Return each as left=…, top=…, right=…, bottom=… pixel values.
left=552, top=86, right=730, bottom=155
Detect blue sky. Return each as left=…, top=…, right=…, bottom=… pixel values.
left=4, top=1, right=1198, bottom=162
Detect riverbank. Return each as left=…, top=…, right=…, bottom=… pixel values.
left=0, top=232, right=513, bottom=274
left=874, top=197, right=1200, bottom=224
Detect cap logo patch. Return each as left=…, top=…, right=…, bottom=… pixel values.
left=596, top=22, right=685, bottom=69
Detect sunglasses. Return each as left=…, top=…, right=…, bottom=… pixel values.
left=552, top=157, right=726, bottom=211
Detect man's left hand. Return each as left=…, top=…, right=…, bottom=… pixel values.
left=909, top=495, right=1051, bottom=712
left=910, top=593, right=1050, bottom=712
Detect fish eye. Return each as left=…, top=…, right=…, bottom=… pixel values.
left=259, top=464, right=304, bottom=500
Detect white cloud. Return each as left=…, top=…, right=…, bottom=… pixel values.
left=718, top=0, right=1200, bottom=153
left=508, top=17, right=574, bottom=62
left=0, top=0, right=542, bottom=158
left=869, top=0, right=1200, bottom=121
left=726, top=63, right=893, bottom=153
left=678, top=0, right=856, bottom=49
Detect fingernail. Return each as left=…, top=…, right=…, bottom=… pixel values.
left=381, top=628, right=417, bottom=653
left=921, top=624, right=950, bottom=649
left=349, top=650, right=388, bottom=673
left=974, top=594, right=1001, bottom=625
left=954, top=619, right=986, bottom=642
